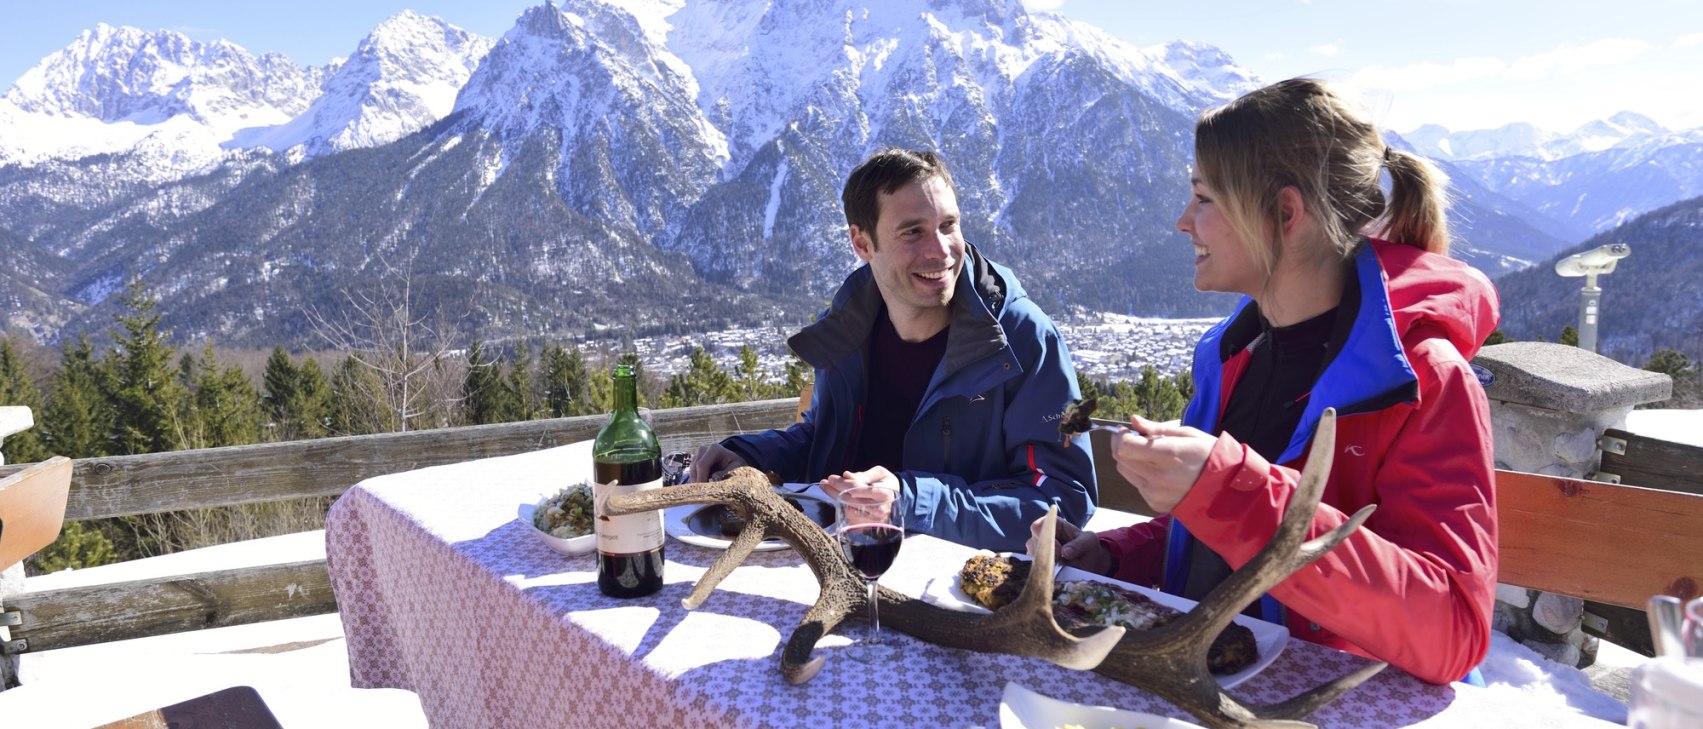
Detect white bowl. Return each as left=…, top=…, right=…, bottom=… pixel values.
left=518, top=502, right=596, bottom=556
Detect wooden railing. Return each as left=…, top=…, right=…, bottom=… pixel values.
left=0, top=399, right=799, bottom=656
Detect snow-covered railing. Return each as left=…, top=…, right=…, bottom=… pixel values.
left=0, top=399, right=798, bottom=666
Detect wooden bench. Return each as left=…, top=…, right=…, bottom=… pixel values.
left=0, top=457, right=73, bottom=574
left=1085, top=412, right=1702, bottom=656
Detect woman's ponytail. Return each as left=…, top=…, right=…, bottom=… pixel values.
left=1379, top=147, right=1452, bottom=256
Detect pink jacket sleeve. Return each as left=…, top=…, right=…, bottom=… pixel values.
left=1096, top=514, right=1171, bottom=589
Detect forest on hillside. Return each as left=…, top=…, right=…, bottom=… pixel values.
left=0, top=281, right=1204, bottom=575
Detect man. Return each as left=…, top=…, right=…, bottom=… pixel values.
left=690, top=149, right=1096, bottom=551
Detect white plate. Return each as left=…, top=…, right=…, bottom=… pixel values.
left=999, top=681, right=1205, bottom=729
left=663, top=490, right=836, bottom=552
left=1054, top=566, right=1288, bottom=689
left=517, top=502, right=595, bottom=556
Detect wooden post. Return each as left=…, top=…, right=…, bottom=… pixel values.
left=0, top=406, right=38, bottom=690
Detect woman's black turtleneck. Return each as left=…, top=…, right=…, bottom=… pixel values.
left=1178, top=261, right=1360, bottom=605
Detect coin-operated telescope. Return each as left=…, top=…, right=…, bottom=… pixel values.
left=1554, top=243, right=1630, bottom=352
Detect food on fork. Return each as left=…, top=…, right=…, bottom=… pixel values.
left=1056, top=397, right=1100, bottom=441
left=958, top=554, right=1260, bottom=675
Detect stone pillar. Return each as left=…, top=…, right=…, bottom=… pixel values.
left=1472, top=342, right=1672, bottom=668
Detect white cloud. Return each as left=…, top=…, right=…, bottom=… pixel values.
left=1676, top=33, right=1703, bottom=49
left=1350, top=37, right=1651, bottom=91
left=1022, top=0, right=1067, bottom=10
left=1310, top=43, right=1341, bottom=58
left=1504, top=38, right=1650, bottom=81
left=1351, top=57, right=1506, bottom=91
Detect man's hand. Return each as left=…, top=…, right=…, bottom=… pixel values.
left=1112, top=415, right=1214, bottom=513
left=1027, top=515, right=1114, bottom=576
left=819, top=466, right=900, bottom=500
left=690, top=443, right=749, bottom=483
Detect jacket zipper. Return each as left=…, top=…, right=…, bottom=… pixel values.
left=941, top=415, right=953, bottom=465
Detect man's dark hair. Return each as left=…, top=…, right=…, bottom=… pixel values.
left=841, top=149, right=957, bottom=247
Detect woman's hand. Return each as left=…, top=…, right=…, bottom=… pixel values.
left=1113, top=415, right=1215, bottom=513
left=1027, top=515, right=1114, bottom=576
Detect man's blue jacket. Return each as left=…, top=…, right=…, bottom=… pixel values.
left=721, top=244, right=1097, bottom=551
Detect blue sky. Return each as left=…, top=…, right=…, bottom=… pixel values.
left=2, top=0, right=1699, bottom=133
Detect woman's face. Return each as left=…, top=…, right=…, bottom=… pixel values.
left=1175, top=167, right=1264, bottom=296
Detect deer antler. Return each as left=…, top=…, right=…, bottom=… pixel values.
left=605, top=409, right=1382, bottom=728
left=603, top=469, right=1123, bottom=683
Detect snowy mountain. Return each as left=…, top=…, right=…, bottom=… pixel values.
left=0, top=24, right=328, bottom=172
left=1404, top=115, right=1703, bottom=237
left=233, top=11, right=494, bottom=156
left=1405, top=113, right=1677, bottom=163
left=0, top=13, right=492, bottom=172
left=0, top=0, right=1630, bottom=349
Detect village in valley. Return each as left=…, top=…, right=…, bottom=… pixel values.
left=629, top=313, right=1221, bottom=385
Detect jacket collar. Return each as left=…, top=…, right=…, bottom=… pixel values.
left=1192, top=240, right=1419, bottom=462
left=788, top=243, right=1011, bottom=376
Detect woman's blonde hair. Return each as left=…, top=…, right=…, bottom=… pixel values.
left=1194, top=78, right=1452, bottom=276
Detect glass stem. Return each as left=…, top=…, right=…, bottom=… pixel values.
left=868, top=578, right=881, bottom=643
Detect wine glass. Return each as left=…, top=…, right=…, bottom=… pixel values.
left=1684, top=597, right=1703, bottom=658
left=834, top=485, right=904, bottom=646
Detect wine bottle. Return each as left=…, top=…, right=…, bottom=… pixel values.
left=591, top=360, right=665, bottom=598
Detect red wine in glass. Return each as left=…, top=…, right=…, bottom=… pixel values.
left=834, top=485, right=904, bottom=646
left=841, top=523, right=903, bottom=577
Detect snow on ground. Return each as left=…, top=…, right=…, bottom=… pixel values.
left=1627, top=409, right=1703, bottom=449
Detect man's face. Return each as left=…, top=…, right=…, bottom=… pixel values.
left=849, top=176, right=965, bottom=337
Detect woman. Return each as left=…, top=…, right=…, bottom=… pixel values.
left=1034, top=78, right=1499, bottom=685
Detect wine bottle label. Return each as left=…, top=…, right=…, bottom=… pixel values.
left=594, top=477, right=664, bottom=554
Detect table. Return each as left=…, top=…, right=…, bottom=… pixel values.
left=325, top=442, right=1620, bottom=728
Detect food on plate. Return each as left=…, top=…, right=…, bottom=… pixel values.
left=533, top=483, right=595, bottom=539
left=959, top=553, right=1035, bottom=610
left=958, top=555, right=1259, bottom=675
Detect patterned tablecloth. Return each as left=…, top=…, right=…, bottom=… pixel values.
left=325, top=441, right=1619, bottom=729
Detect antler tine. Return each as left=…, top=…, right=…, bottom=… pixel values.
left=1185, top=408, right=1344, bottom=633
left=1254, top=659, right=1389, bottom=722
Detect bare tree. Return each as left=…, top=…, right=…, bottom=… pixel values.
left=307, top=254, right=464, bottom=433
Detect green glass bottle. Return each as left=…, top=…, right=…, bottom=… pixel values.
left=591, top=361, right=665, bottom=598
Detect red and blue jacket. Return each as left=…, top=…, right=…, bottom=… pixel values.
left=1098, top=239, right=1500, bottom=685
left=721, top=244, right=1097, bottom=552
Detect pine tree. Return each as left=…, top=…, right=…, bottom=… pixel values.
left=0, top=337, right=51, bottom=463
left=733, top=344, right=772, bottom=401
left=1131, top=365, right=1188, bottom=423
left=661, top=347, right=737, bottom=408
left=782, top=355, right=811, bottom=400
left=293, top=357, right=333, bottom=439
left=1560, top=325, right=1580, bottom=347
left=182, top=344, right=263, bottom=448
left=108, top=280, right=189, bottom=454
left=506, top=343, right=537, bottom=421
left=541, top=344, right=573, bottom=417
left=330, top=355, right=392, bottom=435
left=262, top=346, right=300, bottom=439
left=40, top=337, right=112, bottom=459
left=463, top=340, right=509, bottom=425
